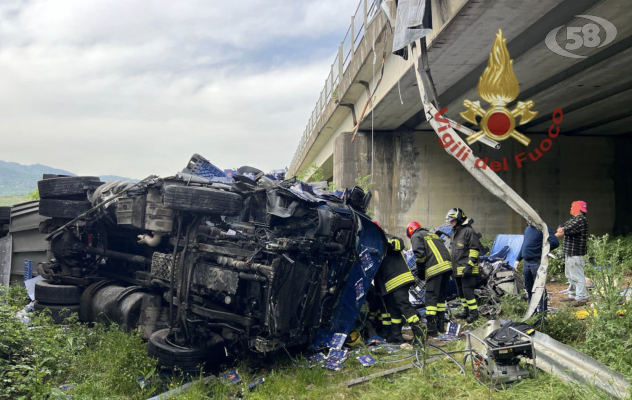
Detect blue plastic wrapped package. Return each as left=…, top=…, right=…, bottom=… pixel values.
left=328, top=333, right=347, bottom=350
left=221, top=370, right=241, bottom=384
left=357, top=355, right=376, bottom=367
left=181, top=154, right=226, bottom=179
left=324, top=359, right=344, bottom=371
left=327, top=349, right=349, bottom=363
left=366, top=336, right=385, bottom=346
left=248, top=378, right=264, bottom=390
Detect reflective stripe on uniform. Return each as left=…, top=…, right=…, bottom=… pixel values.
left=391, top=318, right=402, bottom=324
left=466, top=298, right=478, bottom=310
left=437, top=303, right=446, bottom=312
left=388, top=238, right=402, bottom=251
left=384, top=271, right=415, bottom=292
left=426, top=239, right=444, bottom=263
left=460, top=298, right=467, bottom=306
left=406, top=314, right=420, bottom=323
left=426, top=305, right=437, bottom=316
left=425, top=260, right=452, bottom=279
left=469, top=249, right=479, bottom=258
left=456, top=265, right=479, bottom=276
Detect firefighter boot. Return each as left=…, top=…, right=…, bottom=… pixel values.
left=436, top=312, right=446, bottom=334
left=386, top=323, right=405, bottom=344
left=426, top=315, right=439, bottom=337
left=454, top=307, right=469, bottom=320
left=466, top=309, right=479, bottom=324
left=411, top=322, right=425, bottom=345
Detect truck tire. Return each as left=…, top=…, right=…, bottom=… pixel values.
left=147, top=329, right=222, bottom=372
left=0, top=206, right=10, bottom=222
left=39, top=199, right=91, bottom=219
left=163, top=185, right=242, bottom=215
left=35, top=280, right=83, bottom=305
left=34, top=301, right=80, bottom=324
left=38, top=176, right=103, bottom=199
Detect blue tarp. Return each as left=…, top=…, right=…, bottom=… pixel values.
left=312, top=214, right=387, bottom=349
left=489, top=234, right=524, bottom=265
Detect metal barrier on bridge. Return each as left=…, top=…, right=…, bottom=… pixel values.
left=290, top=0, right=381, bottom=174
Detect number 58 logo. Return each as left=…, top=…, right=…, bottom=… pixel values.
left=545, top=15, right=617, bottom=59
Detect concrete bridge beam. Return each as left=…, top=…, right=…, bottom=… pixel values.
left=335, top=130, right=626, bottom=238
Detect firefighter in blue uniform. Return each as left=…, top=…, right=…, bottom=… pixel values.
left=406, top=221, right=453, bottom=337
left=373, top=221, right=424, bottom=344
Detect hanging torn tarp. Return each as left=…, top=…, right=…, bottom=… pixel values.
left=392, top=0, right=433, bottom=59
left=392, top=22, right=549, bottom=320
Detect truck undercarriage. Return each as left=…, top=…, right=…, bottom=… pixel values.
left=34, top=155, right=386, bottom=371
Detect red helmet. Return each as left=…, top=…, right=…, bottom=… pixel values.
left=373, top=220, right=382, bottom=229
left=406, top=221, right=421, bottom=238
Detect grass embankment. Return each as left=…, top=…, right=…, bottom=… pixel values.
left=0, top=234, right=630, bottom=399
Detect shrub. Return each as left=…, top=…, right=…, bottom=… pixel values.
left=0, top=284, right=160, bottom=400
left=538, top=307, right=589, bottom=345
left=546, top=247, right=565, bottom=279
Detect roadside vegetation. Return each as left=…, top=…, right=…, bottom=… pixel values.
left=1, top=234, right=630, bottom=399
left=0, top=189, right=39, bottom=206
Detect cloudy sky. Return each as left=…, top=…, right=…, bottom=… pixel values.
left=0, top=0, right=359, bottom=178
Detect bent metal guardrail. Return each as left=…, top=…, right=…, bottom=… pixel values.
left=289, top=0, right=380, bottom=174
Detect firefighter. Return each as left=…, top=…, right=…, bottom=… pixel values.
left=446, top=208, right=481, bottom=323
left=406, top=221, right=452, bottom=337
left=373, top=221, right=425, bottom=345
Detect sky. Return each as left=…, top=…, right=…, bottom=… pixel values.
left=0, top=0, right=359, bottom=178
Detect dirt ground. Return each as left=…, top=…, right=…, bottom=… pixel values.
left=546, top=280, right=575, bottom=308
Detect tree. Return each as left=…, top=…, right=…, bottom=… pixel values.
left=28, top=189, right=39, bottom=201
left=297, top=163, right=325, bottom=183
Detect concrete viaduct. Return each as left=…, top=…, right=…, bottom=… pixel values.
left=287, top=0, right=632, bottom=237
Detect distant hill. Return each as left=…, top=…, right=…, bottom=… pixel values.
left=0, top=160, right=135, bottom=196
left=99, top=175, right=139, bottom=183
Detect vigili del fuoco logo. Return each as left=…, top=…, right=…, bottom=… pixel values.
left=438, top=29, right=564, bottom=171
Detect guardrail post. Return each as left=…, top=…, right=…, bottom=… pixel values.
left=364, top=0, right=368, bottom=30
left=330, top=65, right=334, bottom=94
left=350, top=16, right=355, bottom=53
left=338, top=42, right=344, bottom=80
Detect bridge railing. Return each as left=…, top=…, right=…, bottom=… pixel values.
left=290, top=0, right=380, bottom=174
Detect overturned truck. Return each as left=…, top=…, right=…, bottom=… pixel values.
left=34, top=156, right=386, bottom=371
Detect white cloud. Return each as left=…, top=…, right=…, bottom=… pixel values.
left=0, top=0, right=359, bottom=177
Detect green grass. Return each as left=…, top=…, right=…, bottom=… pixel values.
left=168, top=345, right=611, bottom=400
left=2, top=234, right=632, bottom=399
left=0, top=193, right=32, bottom=206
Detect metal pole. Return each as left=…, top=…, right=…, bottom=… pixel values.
left=338, top=42, right=344, bottom=80
left=364, top=0, right=368, bottom=30
left=351, top=16, right=355, bottom=53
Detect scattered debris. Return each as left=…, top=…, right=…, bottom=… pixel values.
left=145, top=375, right=215, bottom=400
left=221, top=370, right=241, bottom=384
left=247, top=378, right=265, bottom=391
left=357, top=355, right=376, bottom=367
left=342, top=364, right=415, bottom=387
